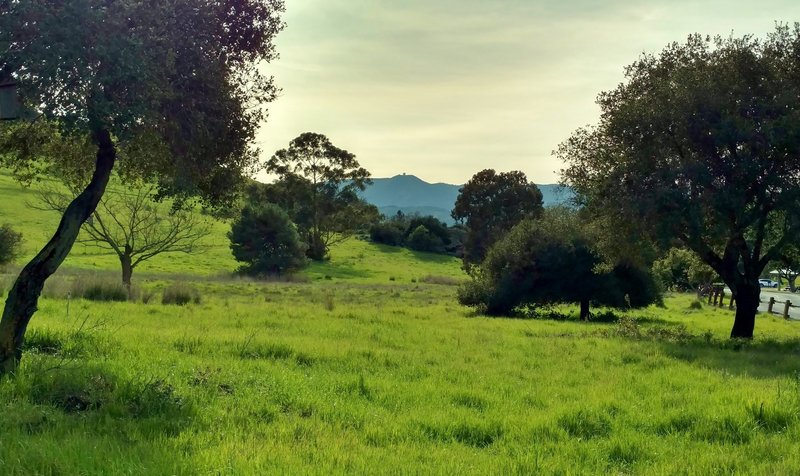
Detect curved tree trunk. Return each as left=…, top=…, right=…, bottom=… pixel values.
left=0, top=130, right=116, bottom=375
left=730, top=282, right=760, bottom=339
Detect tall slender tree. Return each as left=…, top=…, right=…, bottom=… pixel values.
left=265, top=132, right=372, bottom=260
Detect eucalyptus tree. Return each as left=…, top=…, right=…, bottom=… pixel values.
left=559, top=26, right=800, bottom=338
left=0, top=0, right=284, bottom=373
left=265, top=132, right=372, bottom=260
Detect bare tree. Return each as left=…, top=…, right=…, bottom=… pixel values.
left=37, top=181, right=211, bottom=293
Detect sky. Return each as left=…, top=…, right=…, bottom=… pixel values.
left=255, top=0, right=800, bottom=185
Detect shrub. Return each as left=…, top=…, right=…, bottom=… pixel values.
left=0, top=223, right=23, bottom=266
left=162, top=282, right=201, bottom=305
left=406, top=225, right=445, bottom=253
left=229, top=203, right=307, bottom=276
left=369, top=221, right=406, bottom=246
left=70, top=276, right=128, bottom=302
left=458, top=209, right=660, bottom=318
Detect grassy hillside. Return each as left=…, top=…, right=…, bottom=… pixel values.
left=0, top=172, right=463, bottom=283
left=2, top=172, right=800, bottom=473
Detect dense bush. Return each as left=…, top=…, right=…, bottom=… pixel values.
left=368, top=213, right=457, bottom=255
left=0, top=223, right=23, bottom=266
left=229, top=203, right=307, bottom=276
left=458, top=210, right=660, bottom=318
left=652, top=248, right=715, bottom=292
left=405, top=216, right=450, bottom=247
left=162, top=282, right=202, bottom=306
left=369, top=221, right=405, bottom=246
left=406, top=225, right=446, bottom=253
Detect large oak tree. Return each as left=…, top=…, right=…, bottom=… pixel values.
left=0, top=0, right=284, bottom=373
left=559, top=26, right=800, bottom=339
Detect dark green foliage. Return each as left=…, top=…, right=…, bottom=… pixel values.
left=162, top=282, right=202, bottom=306
left=405, top=216, right=450, bottom=247
left=452, top=169, right=544, bottom=265
left=369, top=221, right=405, bottom=246
left=229, top=204, right=307, bottom=276
left=458, top=210, right=660, bottom=317
left=559, top=26, right=800, bottom=338
left=652, top=248, right=716, bottom=292
left=265, top=133, right=373, bottom=260
left=406, top=225, right=445, bottom=253
left=0, top=223, right=22, bottom=265
left=368, top=213, right=458, bottom=255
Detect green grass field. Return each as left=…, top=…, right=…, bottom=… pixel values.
left=1, top=173, right=800, bottom=474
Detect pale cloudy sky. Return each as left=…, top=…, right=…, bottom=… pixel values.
left=255, top=0, right=800, bottom=184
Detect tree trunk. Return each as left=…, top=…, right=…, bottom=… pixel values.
left=580, top=299, right=590, bottom=321
left=120, top=253, right=133, bottom=299
left=0, top=130, right=116, bottom=375
left=730, top=281, right=760, bottom=339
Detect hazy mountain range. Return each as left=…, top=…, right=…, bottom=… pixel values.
left=360, top=174, right=574, bottom=224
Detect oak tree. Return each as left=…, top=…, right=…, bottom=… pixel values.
left=560, top=27, right=800, bottom=338
left=0, top=0, right=284, bottom=373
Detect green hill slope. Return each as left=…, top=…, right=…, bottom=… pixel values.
left=0, top=173, right=464, bottom=283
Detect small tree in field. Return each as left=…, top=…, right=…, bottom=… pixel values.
left=37, top=181, right=211, bottom=293
left=229, top=204, right=307, bottom=276
left=458, top=210, right=660, bottom=319
left=0, top=225, right=23, bottom=266
left=0, top=0, right=284, bottom=374
left=265, top=132, right=372, bottom=260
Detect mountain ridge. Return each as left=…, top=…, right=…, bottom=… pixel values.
left=360, top=174, right=573, bottom=225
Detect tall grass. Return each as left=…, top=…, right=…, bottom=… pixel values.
left=1, top=287, right=800, bottom=473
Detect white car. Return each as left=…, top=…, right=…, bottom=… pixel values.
left=758, top=279, right=779, bottom=288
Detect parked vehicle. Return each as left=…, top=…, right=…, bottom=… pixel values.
left=759, top=279, right=779, bottom=288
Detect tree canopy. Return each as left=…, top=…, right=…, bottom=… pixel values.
left=559, top=26, right=800, bottom=339
left=265, top=132, right=373, bottom=260
left=452, top=169, right=543, bottom=266
left=458, top=209, right=660, bottom=319
left=0, top=0, right=284, bottom=374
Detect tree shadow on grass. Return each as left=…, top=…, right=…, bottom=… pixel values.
left=656, top=337, right=800, bottom=379
left=0, top=361, right=199, bottom=472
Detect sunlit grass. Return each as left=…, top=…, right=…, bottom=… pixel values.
left=1, top=285, right=800, bottom=473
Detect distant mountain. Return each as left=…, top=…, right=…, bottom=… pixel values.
left=360, top=174, right=573, bottom=224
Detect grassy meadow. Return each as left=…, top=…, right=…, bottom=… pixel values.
left=1, top=173, right=800, bottom=473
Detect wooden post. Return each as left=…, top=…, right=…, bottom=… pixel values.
left=783, top=300, right=792, bottom=320
left=768, top=297, right=775, bottom=314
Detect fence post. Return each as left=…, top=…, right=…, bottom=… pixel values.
left=784, top=300, right=792, bottom=320
left=768, top=297, right=775, bottom=314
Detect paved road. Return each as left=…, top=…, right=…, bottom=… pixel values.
left=758, top=289, right=800, bottom=320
